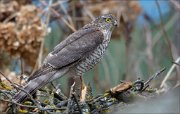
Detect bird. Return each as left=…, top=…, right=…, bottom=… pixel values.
left=13, top=14, right=117, bottom=103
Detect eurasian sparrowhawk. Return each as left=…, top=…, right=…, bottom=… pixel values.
left=13, top=14, right=117, bottom=103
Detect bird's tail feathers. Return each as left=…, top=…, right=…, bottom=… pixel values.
left=13, top=70, right=58, bottom=103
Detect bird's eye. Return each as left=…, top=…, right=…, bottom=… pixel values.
left=105, top=18, right=111, bottom=23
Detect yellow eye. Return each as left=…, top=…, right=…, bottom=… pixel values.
left=105, top=18, right=111, bottom=23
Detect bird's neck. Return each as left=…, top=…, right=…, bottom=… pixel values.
left=101, top=29, right=112, bottom=43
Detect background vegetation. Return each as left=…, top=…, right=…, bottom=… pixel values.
left=0, top=0, right=179, bottom=113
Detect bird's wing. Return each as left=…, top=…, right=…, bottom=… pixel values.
left=44, top=27, right=104, bottom=68
left=28, top=64, right=53, bottom=81
left=28, top=27, right=103, bottom=80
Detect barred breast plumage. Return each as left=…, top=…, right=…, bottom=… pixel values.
left=76, top=31, right=111, bottom=76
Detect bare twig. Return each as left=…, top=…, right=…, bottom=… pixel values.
left=172, top=61, right=180, bottom=67
left=20, top=57, right=24, bottom=85
left=40, top=0, right=76, bottom=32
left=38, top=0, right=52, bottom=67
left=31, top=0, right=52, bottom=75
left=12, top=85, right=41, bottom=107
left=0, top=71, right=21, bottom=88
left=155, top=0, right=174, bottom=61
left=72, top=93, right=82, bottom=114
left=170, top=0, right=180, bottom=11
left=142, top=68, right=166, bottom=91
left=59, top=1, right=76, bottom=28
left=144, top=23, right=154, bottom=71
left=66, top=82, right=75, bottom=114
left=0, top=88, right=66, bottom=111
left=152, top=13, right=178, bottom=47
left=0, top=71, right=13, bottom=85
left=51, top=82, right=67, bottom=101
left=83, top=7, right=95, bottom=20
left=160, top=57, right=180, bottom=88
left=50, top=8, right=77, bottom=32
left=0, top=98, right=37, bottom=108
left=0, top=89, right=12, bottom=98
left=3, top=13, right=17, bottom=23
left=0, top=71, right=42, bottom=109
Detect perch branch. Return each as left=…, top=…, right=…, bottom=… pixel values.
left=160, top=57, right=180, bottom=88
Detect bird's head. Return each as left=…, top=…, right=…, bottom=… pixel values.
left=93, top=14, right=118, bottom=31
